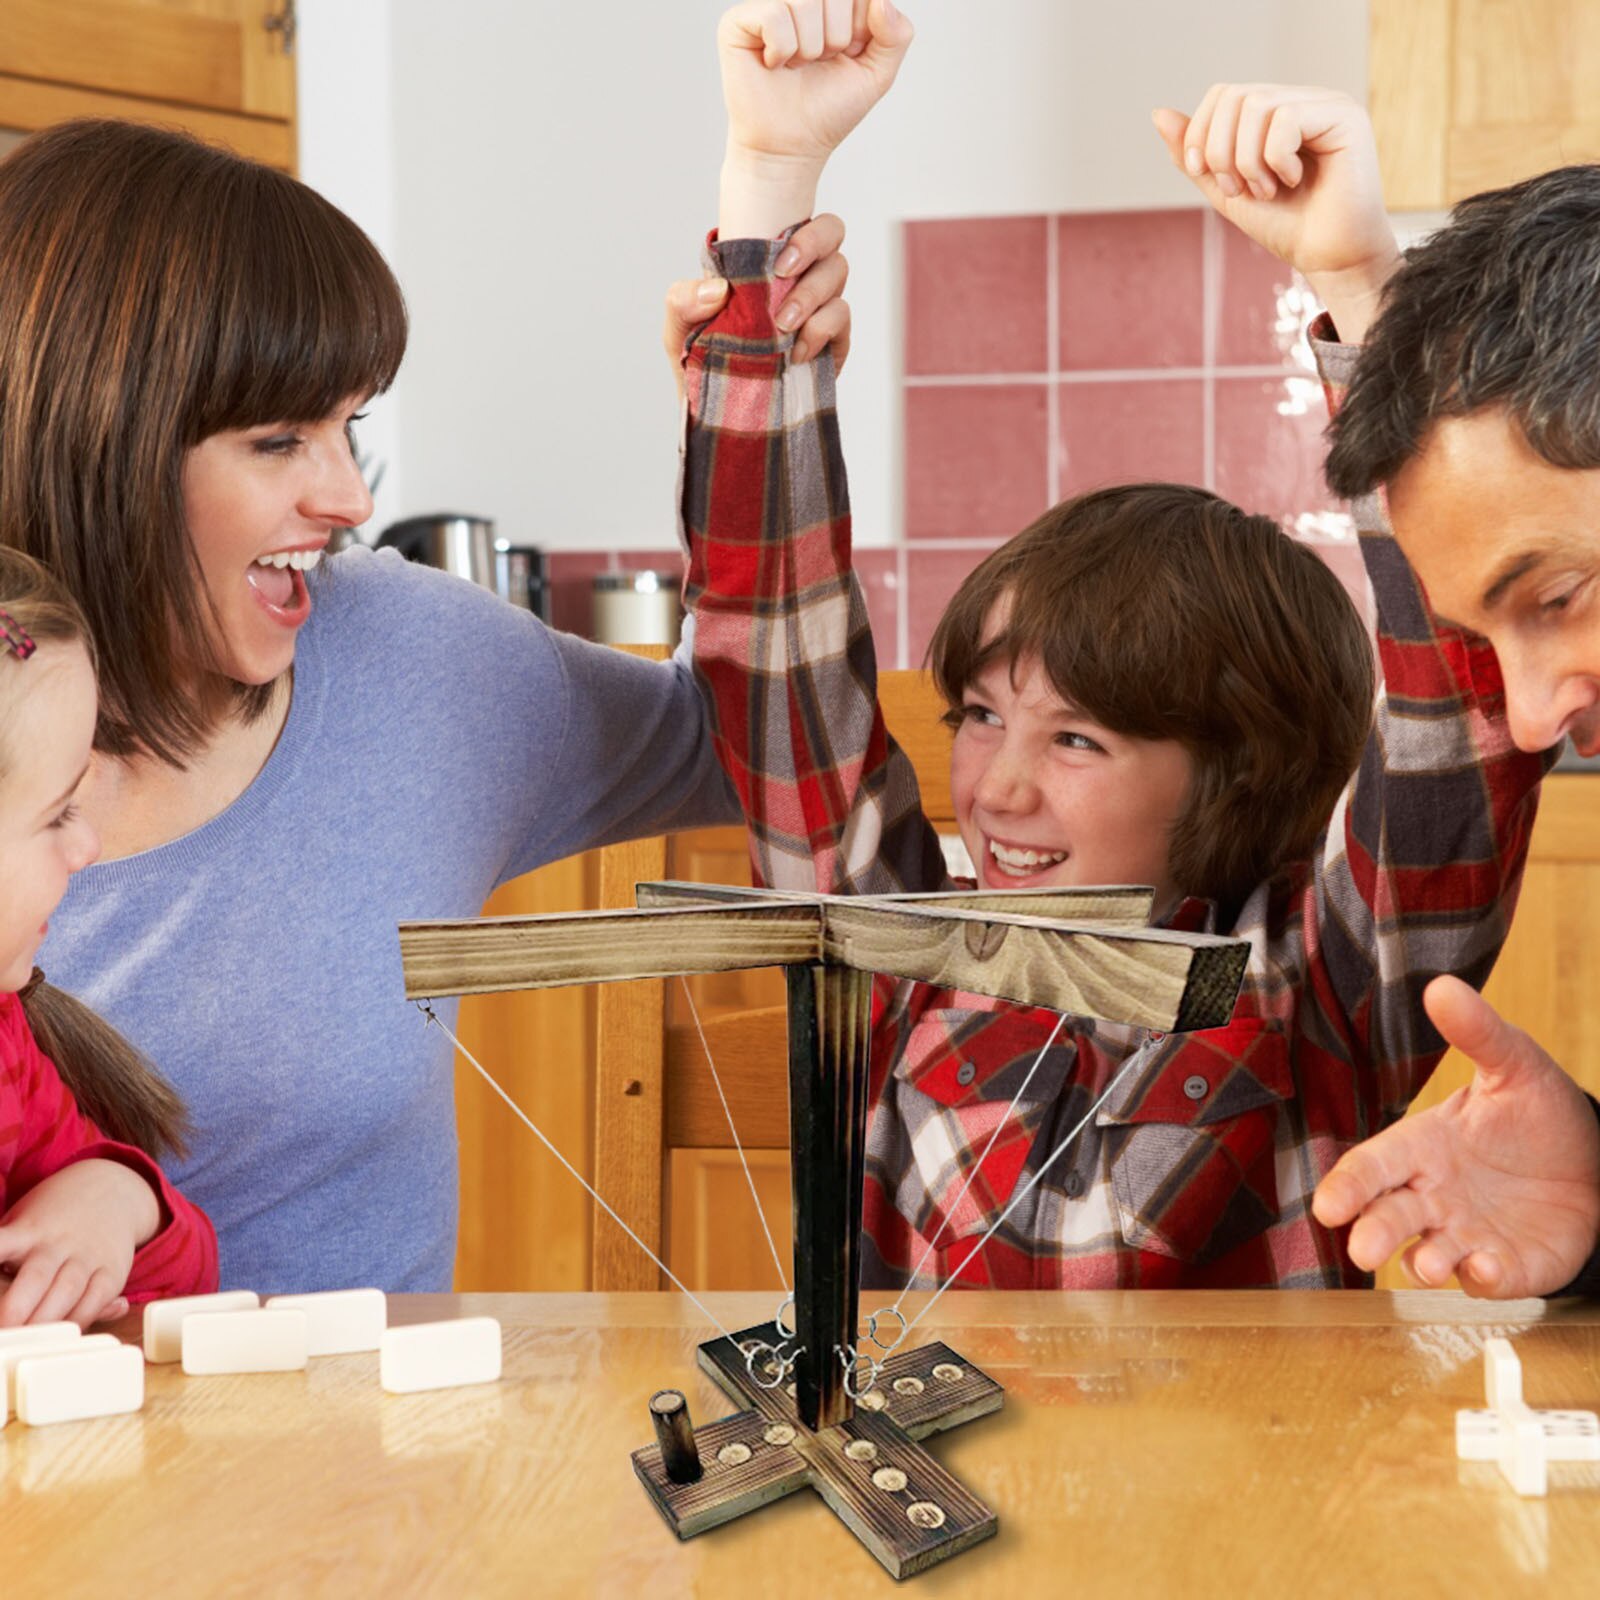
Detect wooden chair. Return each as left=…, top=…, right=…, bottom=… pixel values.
left=590, top=664, right=956, bottom=1291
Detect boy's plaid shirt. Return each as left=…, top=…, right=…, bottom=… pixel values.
left=679, top=236, right=1551, bottom=1290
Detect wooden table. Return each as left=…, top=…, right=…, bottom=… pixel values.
left=6, top=1291, right=1599, bottom=1597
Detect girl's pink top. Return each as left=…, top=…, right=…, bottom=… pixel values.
left=0, top=992, right=217, bottom=1303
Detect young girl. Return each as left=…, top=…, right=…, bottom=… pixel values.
left=680, top=2, right=1549, bottom=1289
left=0, top=548, right=216, bottom=1326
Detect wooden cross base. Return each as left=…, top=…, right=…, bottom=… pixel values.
left=631, top=1322, right=1003, bottom=1579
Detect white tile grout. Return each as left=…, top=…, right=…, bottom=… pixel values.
left=904, top=365, right=1292, bottom=387
left=1201, top=209, right=1220, bottom=493
left=1046, top=213, right=1061, bottom=506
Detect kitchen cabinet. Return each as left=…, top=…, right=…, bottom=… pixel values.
left=453, top=825, right=784, bottom=1292
left=0, top=0, right=295, bottom=169
left=1371, top=0, right=1600, bottom=208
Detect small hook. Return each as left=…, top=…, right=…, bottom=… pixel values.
left=744, top=1339, right=801, bottom=1391
left=838, top=1344, right=881, bottom=1400
left=774, top=1294, right=797, bottom=1342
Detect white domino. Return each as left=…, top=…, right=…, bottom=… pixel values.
left=142, top=1290, right=260, bottom=1363
left=0, top=1322, right=80, bottom=1353
left=7, top=1333, right=120, bottom=1414
left=264, top=1288, right=386, bottom=1356
left=380, top=1317, right=501, bottom=1394
left=15, top=1341, right=143, bottom=1425
left=181, top=1308, right=308, bottom=1374
left=0, top=1325, right=85, bottom=1423
left=1456, top=1336, right=1600, bottom=1496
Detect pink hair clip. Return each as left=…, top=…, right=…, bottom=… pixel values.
left=0, top=606, right=36, bottom=661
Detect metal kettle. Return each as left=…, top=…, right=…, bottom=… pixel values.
left=376, top=513, right=549, bottom=620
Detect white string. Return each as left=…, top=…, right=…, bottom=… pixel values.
left=678, top=977, right=791, bottom=1294
left=894, top=1044, right=1150, bottom=1347
left=892, top=1010, right=1067, bottom=1306
left=417, top=1001, right=736, bottom=1342
left=420, top=950, right=1142, bottom=1372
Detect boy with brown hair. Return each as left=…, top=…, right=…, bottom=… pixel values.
left=682, top=6, right=1547, bottom=1288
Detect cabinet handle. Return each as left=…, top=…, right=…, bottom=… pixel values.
left=263, top=1, right=297, bottom=56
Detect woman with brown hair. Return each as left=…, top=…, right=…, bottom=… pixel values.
left=0, top=116, right=846, bottom=1294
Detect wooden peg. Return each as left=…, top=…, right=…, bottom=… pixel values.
left=649, top=1390, right=702, bottom=1484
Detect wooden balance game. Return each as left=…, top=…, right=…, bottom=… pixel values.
left=398, top=881, right=1249, bottom=1578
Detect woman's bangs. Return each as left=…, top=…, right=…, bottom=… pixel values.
left=195, top=176, right=407, bottom=436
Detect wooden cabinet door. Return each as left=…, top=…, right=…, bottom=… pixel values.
left=452, top=824, right=792, bottom=1293
left=669, top=1146, right=793, bottom=1291
left=1372, top=0, right=1600, bottom=208
left=663, top=825, right=792, bottom=1291
left=0, top=0, right=295, bottom=168
left=452, top=854, right=598, bottom=1292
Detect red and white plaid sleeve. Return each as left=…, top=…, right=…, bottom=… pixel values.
left=1284, top=319, right=1554, bottom=1135
left=680, top=231, right=946, bottom=897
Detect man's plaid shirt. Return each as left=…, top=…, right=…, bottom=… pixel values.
left=679, top=235, right=1551, bottom=1290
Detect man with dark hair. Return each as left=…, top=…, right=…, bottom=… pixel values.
left=1156, top=84, right=1600, bottom=1299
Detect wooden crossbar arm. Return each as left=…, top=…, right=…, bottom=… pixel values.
left=636, top=880, right=1157, bottom=928
left=398, top=903, right=822, bottom=999
left=819, top=903, right=1247, bottom=1034
left=400, top=895, right=1247, bottom=1032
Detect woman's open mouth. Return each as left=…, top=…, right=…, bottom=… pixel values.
left=246, top=548, right=322, bottom=625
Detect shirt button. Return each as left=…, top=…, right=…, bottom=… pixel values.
left=1064, top=1172, right=1086, bottom=1200
left=956, top=1061, right=977, bottom=1087
left=1182, top=1075, right=1208, bottom=1102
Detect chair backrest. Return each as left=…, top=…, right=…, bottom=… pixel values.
left=591, top=661, right=954, bottom=1290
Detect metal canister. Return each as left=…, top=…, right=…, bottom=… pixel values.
left=591, top=571, right=681, bottom=646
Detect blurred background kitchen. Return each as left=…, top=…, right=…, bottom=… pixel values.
left=5, top=1, right=1595, bottom=1292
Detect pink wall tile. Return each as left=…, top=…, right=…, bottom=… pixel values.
left=904, top=217, right=1048, bottom=377
left=546, top=551, right=609, bottom=636
left=1214, top=221, right=1314, bottom=369
left=1058, top=211, right=1203, bottom=372
left=905, top=545, right=999, bottom=669
left=905, top=384, right=1050, bottom=541
left=1212, top=375, right=1340, bottom=523
left=854, top=546, right=904, bottom=671
left=1056, top=379, right=1205, bottom=496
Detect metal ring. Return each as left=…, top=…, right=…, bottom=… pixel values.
left=838, top=1344, right=882, bottom=1400
left=866, top=1306, right=908, bottom=1354
left=744, top=1339, right=790, bottom=1391
left=774, top=1294, right=797, bottom=1342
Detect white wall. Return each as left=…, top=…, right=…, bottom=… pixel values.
left=295, top=0, right=403, bottom=535
left=299, top=0, right=1367, bottom=551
